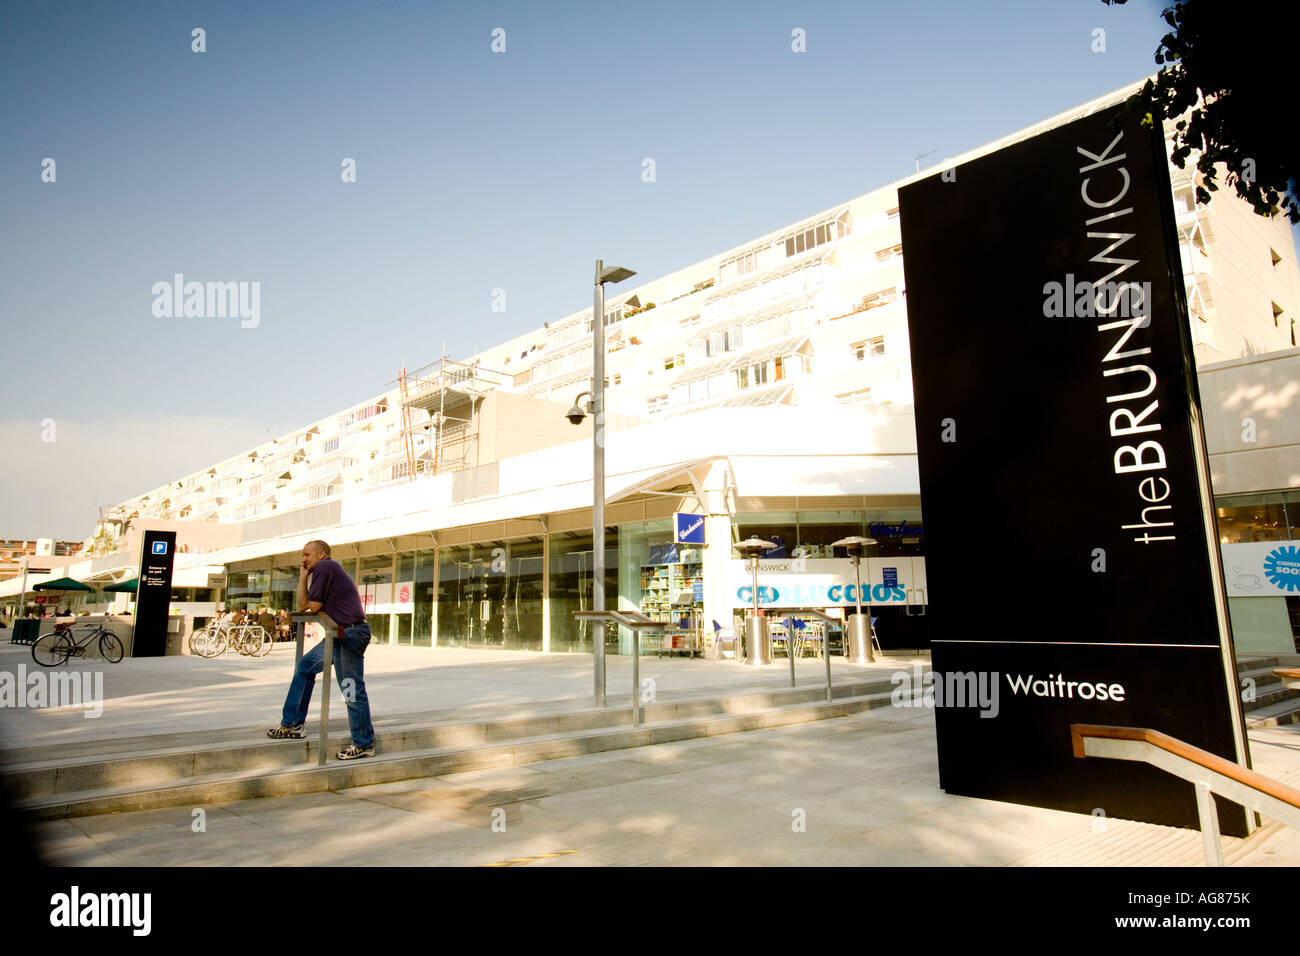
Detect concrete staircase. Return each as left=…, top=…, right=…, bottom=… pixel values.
left=7, top=674, right=917, bottom=820
left=1238, top=656, right=1300, bottom=728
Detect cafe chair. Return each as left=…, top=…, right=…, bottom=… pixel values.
left=712, top=620, right=738, bottom=660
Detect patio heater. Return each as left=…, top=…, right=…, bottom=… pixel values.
left=734, top=537, right=776, bottom=665
left=833, top=535, right=878, bottom=663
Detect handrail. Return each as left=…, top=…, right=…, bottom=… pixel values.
left=791, top=610, right=840, bottom=702
left=292, top=612, right=339, bottom=767
left=573, top=610, right=667, bottom=726
left=1071, top=723, right=1300, bottom=866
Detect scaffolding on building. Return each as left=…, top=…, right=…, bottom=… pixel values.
left=393, top=354, right=509, bottom=477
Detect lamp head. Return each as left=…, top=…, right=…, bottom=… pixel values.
left=832, top=535, right=878, bottom=559
left=734, top=536, right=777, bottom=560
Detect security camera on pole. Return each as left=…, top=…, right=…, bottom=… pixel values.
left=734, top=536, right=776, bottom=665
left=565, top=259, right=635, bottom=708
left=833, top=535, right=878, bottom=663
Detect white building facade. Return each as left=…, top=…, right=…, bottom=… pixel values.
left=5, top=80, right=1298, bottom=656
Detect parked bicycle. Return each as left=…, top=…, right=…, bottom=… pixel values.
left=32, top=620, right=125, bottom=667
left=188, top=621, right=271, bottom=658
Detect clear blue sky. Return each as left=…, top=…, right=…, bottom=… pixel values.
left=1, top=0, right=1280, bottom=539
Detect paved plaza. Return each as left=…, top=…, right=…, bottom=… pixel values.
left=5, top=639, right=1299, bottom=867
left=0, top=638, right=916, bottom=749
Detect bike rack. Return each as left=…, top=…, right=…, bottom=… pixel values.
left=291, top=612, right=338, bottom=767
left=573, top=609, right=667, bottom=727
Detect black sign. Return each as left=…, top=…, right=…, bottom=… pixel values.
left=898, top=104, right=1250, bottom=835
left=131, top=530, right=177, bottom=657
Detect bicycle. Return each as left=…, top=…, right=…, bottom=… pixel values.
left=32, top=620, right=124, bottom=667
left=189, top=621, right=270, bottom=658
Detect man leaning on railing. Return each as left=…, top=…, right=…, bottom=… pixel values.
left=266, top=539, right=376, bottom=759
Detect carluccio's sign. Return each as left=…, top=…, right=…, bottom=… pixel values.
left=898, top=103, right=1251, bottom=836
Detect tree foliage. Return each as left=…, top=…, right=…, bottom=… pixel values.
left=1104, top=0, right=1298, bottom=223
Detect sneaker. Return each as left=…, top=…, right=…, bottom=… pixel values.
left=267, top=724, right=305, bottom=739
left=337, top=743, right=375, bottom=760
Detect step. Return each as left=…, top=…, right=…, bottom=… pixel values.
left=1246, top=697, right=1300, bottom=729
left=18, top=689, right=910, bottom=819
left=2, top=674, right=906, bottom=803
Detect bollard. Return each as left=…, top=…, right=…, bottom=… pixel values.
left=846, top=614, right=875, bottom=664
left=785, top=617, right=796, bottom=687
left=632, top=629, right=640, bottom=727
left=319, top=628, right=333, bottom=767
left=744, top=616, right=771, bottom=666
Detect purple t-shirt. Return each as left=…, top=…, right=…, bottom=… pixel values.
left=307, top=558, right=366, bottom=627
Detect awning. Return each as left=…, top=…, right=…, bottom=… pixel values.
left=605, top=460, right=714, bottom=503
left=32, top=577, right=94, bottom=592
left=104, top=579, right=137, bottom=593
left=665, top=383, right=794, bottom=417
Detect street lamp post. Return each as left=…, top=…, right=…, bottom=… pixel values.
left=567, top=259, right=636, bottom=708
left=18, top=555, right=29, bottom=621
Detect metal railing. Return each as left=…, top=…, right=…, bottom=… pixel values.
left=292, top=611, right=339, bottom=767
left=779, top=610, right=842, bottom=702
left=573, top=609, right=667, bottom=727
left=1071, top=723, right=1300, bottom=866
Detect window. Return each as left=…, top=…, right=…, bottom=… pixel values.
left=886, top=206, right=900, bottom=220
left=1271, top=248, right=1282, bottom=270
left=1214, top=493, right=1291, bottom=543
left=647, top=395, right=668, bottom=415
left=782, top=215, right=845, bottom=258
left=611, top=373, right=622, bottom=386
left=851, top=336, right=886, bottom=361
left=836, top=387, right=873, bottom=407
left=1273, top=302, right=1284, bottom=328
left=875, top=243, right=903, bottom=263
left=679, top=314, right=701, bottom=329
left=663, top=353, right=684, bottom=371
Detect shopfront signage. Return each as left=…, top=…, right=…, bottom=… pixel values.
left=1222, top=541, right=1300, bottom=596
left=868, top=521, right=923, bottom=538
left=674, top=512, right=706, bottom=544
left=132, top=530, right=177, bottom=657
left=899, top=103, right=1248, bottom=834
left=727, top=558, right=923, bottom=609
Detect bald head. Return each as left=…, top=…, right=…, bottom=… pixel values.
left=302, top=540, right=331, bottom=573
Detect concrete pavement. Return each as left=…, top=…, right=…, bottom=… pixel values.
left=30, top=703, right=1300, bottom=866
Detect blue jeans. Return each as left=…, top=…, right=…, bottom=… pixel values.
left=280, top=623, right=374, bottom=749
